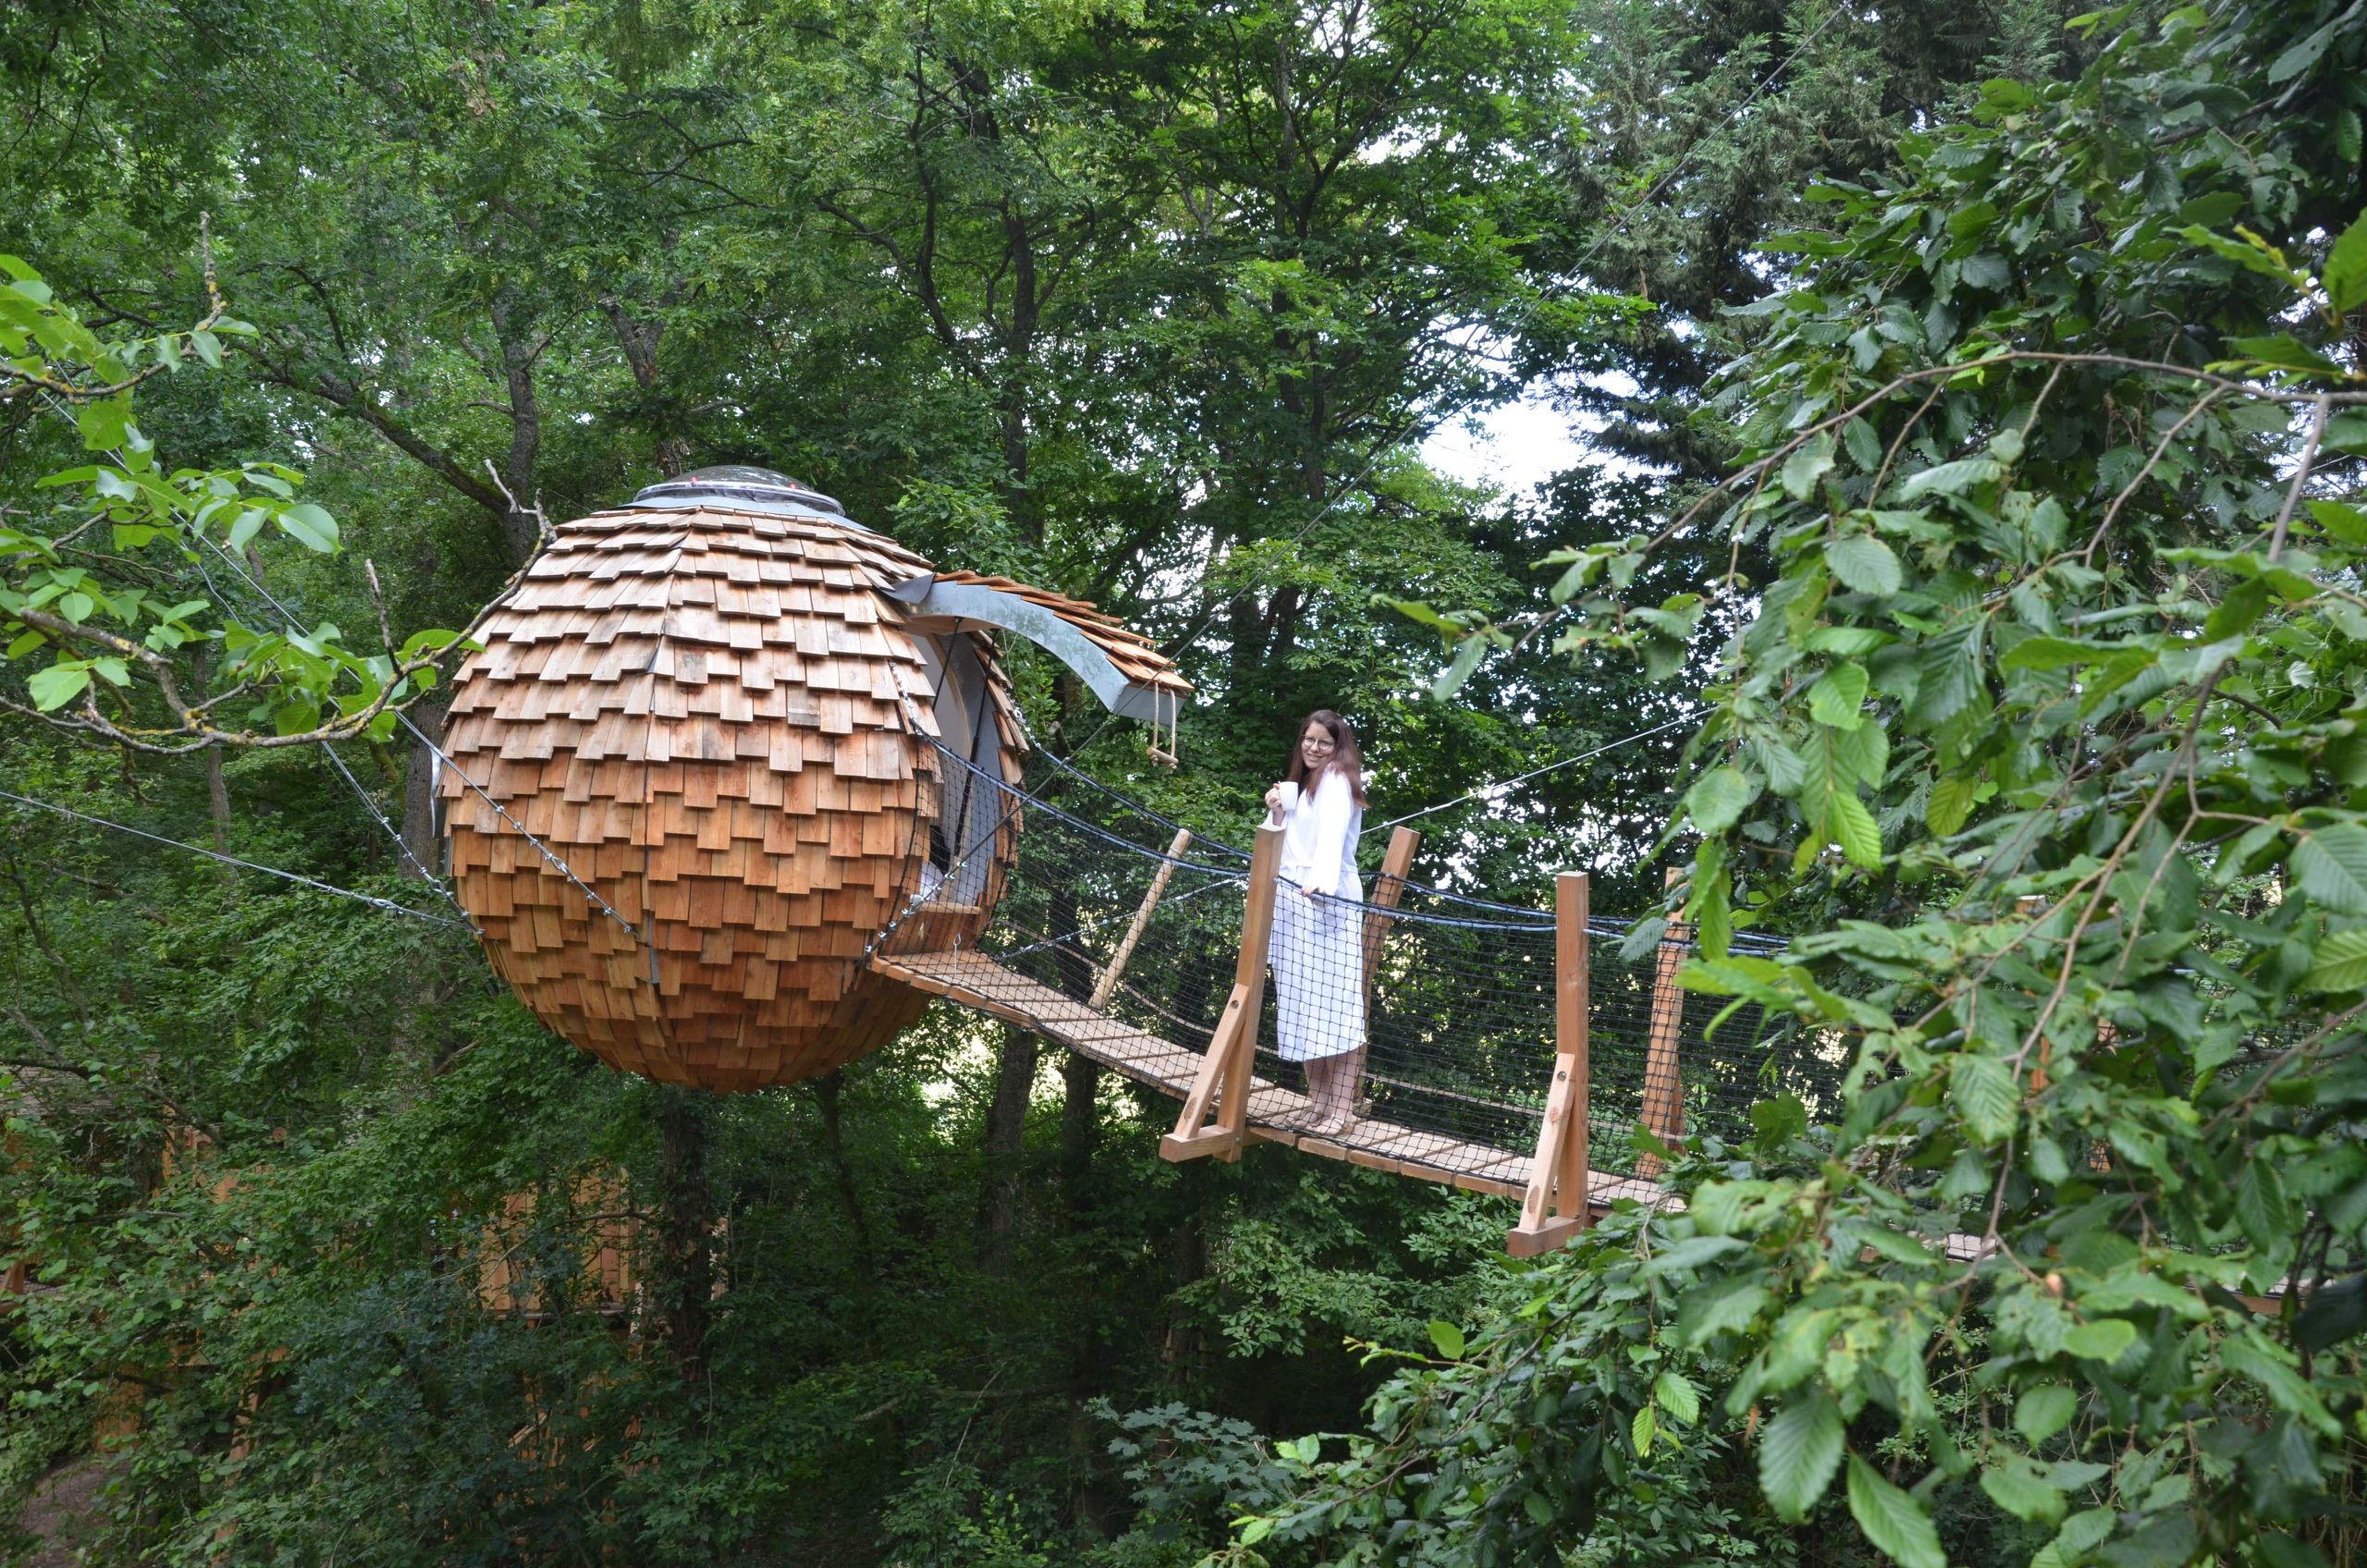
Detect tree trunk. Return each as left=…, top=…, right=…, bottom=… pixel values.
left=1060, top=1054, right=1099, bottom=1220
left=602, top=287, right=693, bottom=476
left=486, top=289, right=546, bottom=563
left=976, top=1024, right=1038, bottom=1270
left=189, top=645, right=233, bottom=876
left=655, top=1087, right=715, bottom=1388
left=397, top=692, right=449, bottom=882
left=809, top=1070, right=876, bottom=1280
left=1162, top=1209, right=1206, bottom=1385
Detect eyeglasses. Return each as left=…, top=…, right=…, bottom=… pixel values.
left=1302, top=735, right=1336, bottom=752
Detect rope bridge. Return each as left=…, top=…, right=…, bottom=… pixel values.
left=868, top=741, right=1846, bottom=1256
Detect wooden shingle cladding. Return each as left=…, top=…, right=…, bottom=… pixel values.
left=440, top=502, right=1027, bottom=1092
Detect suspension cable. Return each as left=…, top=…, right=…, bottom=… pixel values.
left=187, top=532, right=644, bottom=945
left=313, top=736, right=465, bottom=902
left=1370, top=714, right=1697, bottom=833
left=0, top=787, right=473, bottom=929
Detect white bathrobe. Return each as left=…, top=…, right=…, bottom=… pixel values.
left=1271, top=769, right=1366, bottom=1062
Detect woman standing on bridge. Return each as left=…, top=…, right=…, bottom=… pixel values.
left=1264, top=709, right=1367, bottom=1138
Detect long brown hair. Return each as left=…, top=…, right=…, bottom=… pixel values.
left=1285, top=708, right=1367, bottom=806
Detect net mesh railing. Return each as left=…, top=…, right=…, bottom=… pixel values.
left=869, top=741, right=1842, bottom=1185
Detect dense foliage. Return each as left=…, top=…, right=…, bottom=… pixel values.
left=12, top=0, right=2352, bottom=1565
left=1224, top=4, right=2367, bottom=1565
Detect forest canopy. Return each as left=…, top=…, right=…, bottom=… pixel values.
left=3, top=1, right=2364, bottom=1565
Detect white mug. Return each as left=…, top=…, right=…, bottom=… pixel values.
left=1274, top=779, right=1299, bottom=817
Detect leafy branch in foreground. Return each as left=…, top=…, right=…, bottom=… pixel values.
left=0, top=250, right=469, bottom=749
left=1246, top=5, right=2367, bottom=1566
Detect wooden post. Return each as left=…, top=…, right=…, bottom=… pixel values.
left=1090, top=827, right=1193, bottom=1011
left=1341, top=826, right=1420, bottom=1118
left=1161, top=822, right=1283, bottom=1163
left=1509, top=873, right=1590, bottom=1256
left=1359, top=827, right=1421, bottom=995
left=1636, top=866, right=1688, bottom=1181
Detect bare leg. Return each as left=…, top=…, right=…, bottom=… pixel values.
left=1306, top=1054, right=1355, bottom=1133
left=1300, top=1056, right=1332, bottom=1127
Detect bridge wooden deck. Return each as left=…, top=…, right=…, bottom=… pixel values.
left=871, top=946, right=1668, bottom=1212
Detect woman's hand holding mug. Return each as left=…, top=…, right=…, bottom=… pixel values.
left=1266, top=778, right=1297, bottom=825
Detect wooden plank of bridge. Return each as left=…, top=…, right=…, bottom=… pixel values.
left=876, top=917, right=2291, bottom=1295
left=1508, top=872, right=1591, bottom=1256
left=1090, top=827, right=1193, bottom=1010
left=1160, top=821, right=1282, bottom=1163
left=870, top=943, right=1539, bottom=1199
left=1636, top=866, right=1689, bottom=1181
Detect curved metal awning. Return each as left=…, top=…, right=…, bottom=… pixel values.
left=886, top=573, right=1190, bottom=726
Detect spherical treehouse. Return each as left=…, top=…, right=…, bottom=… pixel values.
left=438, top=467, right=1188, bottom=1092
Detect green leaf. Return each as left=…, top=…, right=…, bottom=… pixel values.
left=2306, top=929, right=2367, bottom=993
left=1631, top=1404, right=1657, bottom=1457
left=2015, top=1384, right=2078, bottom=1445
left=1927, top=770, right=1978, bottom=836
left=1428, top=1319, right=1465, bottom=1360
left=26, top=663, right=91, bottom=710
left=276, top=502, right=340, bottom=554
left=1653, top=1370, right=1700, bottom=1427
left=189, top=327, right=222, bottom=369
left=1523, top=1489, right=1555, bottom=1526
left=1805, top=626, right=1892, bottom=655
left=2307, top=500, right=2367, bottom=545
left=2222, top=1330, right=2340, bottom=1438
left=1678, top=1278, right=1769, bottom=1342
left=2042, top=1508, right=2116, bottom=1568
left=1846, top=1456, right=1944, bottom=1568
left=2228, top=335, right=2344, bottom=376
left=2001, top=635, right=2103, bottom=670
left=1826, top=534, right=1903, bottom=597
left=226, top=509, right=265, bottom=554
left=76, top=397, right=129, bottom=452
left=1981, top=1464, right=2067, bottom=1525
left=1431, top=633, right=1488, bottom=701
left=1758, top=1393, right=1844, bottom=1522
left=2060, top=1318, right=2136, bottom=1364
left=1896, top=457, right=2000, bottom=500
left=1784, top=440, right=1835, bottom=501
left=1843, top=418, right=1883, bottom=470
left=2257, top=1539, right=2333, bottom=1568
left=2294, top=823, right=2367, bottom=915
left=1950, top=1053, right=2017, bottom=1143
left=1829, top=790, right=1883, bottom=869
left=2269, top=19, right=2337, bottom=83
left=2327, top=210, right=2367, bottom=316
left=1808, top=663, right=1870, bottom=729
left=1686, top=766, right=1758, bottom=834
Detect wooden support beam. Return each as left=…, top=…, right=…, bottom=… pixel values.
left=1359, top=827, right=1421, bottom=994
left=1090, top=827, right=1193, bottom=1010
left=1637, top=865, right=1688, bottom=1181
left=1346, top=826, right=1419, bottom=1120
left=1161, top=822, right=1282, bottom=1164
left=1509, top=872, right=1590, bottom=1256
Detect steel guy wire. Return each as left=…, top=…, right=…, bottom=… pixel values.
left=313, top=732, right=462, bottom=900
left=1368, top=713, right=1698, bottom=832
left=184, top=530, right=644, bottom=945
left=0, top=786, right=473, bottom=929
